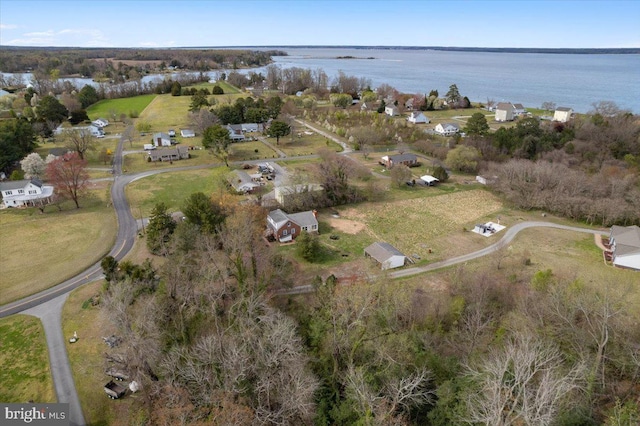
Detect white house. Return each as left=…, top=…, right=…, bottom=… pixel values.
left=92, top=118, right=109, bottom=128
left=227, top=170, right=261, bottom=194
left=0, top=179, right=54, bottom=208
left=609, top=225, right=640, bottom=271
left=152, top=132, right=172, bottom=147
left=384, top=105, right=399, bottom=117
left=495, top=102, right=515, bottom=122
left=241, top=123, right=264, bottom=133
left=434, top=123, right=460, bottom=136
left=55, top=125, right=104, bottom=138
left=512, top=103, right=526, bottom=116
left=407, top=111, right=429, bottom=124
left=364, top=242, right=408, bottom=270
left=553, top=107, right=573, bottom=123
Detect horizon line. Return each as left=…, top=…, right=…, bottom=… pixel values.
left=1, top=45, right=639, bottom=52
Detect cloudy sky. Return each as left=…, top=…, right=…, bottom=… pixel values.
left=1, top=0, right=638, bottom=48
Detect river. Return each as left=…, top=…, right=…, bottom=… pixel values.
left=3, top=47, right=638, bottom=113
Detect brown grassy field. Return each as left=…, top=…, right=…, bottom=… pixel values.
left=0, top=189, right=116, bottom=305
left=0, top=314, right=55, bottom=403
left=62, top=282, right=140, bottom=426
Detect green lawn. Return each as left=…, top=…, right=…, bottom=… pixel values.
left=86, top=94, right=157, bottom=120
left=122, top=149, right=216, bottom=173
left=125, top=167, right=245, bottom=217
left=36, top=138, right=119, bottom=168
left=0, top=315, right=55, bottom=402
left=0, top=189, right=117, bottom=305
left=136, top=94, right=192, bottom=133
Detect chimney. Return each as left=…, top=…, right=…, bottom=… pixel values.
left=312, top=210, right=318, bottom=218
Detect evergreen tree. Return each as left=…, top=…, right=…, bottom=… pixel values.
left=146, top=202, right=177, bottom=255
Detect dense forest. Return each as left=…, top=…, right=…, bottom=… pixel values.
left=0, top=47, right=285, bottom=79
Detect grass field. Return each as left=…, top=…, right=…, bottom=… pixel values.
left=86, top=94, right=157, bottom=121
left=125, top=167, right=244, bottom=217
left=0, top=189, right=116, bottom=305
left=270, top=132, right=343, bottom=157
left=36, top=137, right=120, bottom=168
left=0, top=315, right=55, bottom=402
left=136, top=94, right=192, bottom=133
left=63, top=282, right=138, bottom=426
left=228, top=140, right=279, bottom=161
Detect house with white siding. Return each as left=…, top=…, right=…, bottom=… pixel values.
left=609, top=225, right=640, bottom=271
left=407, top=111, right=429, bottom=124
left=553, top=107, right=573, bottom=123
left=495, top=102, right=515, bottom=122
left=0, top=179, right=54, bottom=208
left=434, top=123, right=460, bottom=136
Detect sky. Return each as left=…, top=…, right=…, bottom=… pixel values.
left=1, top=0, right=639, bottom=49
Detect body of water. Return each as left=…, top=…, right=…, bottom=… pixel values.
left=267, top=47, right=640, bottom=114
left=3, top=47, right=638, bottom=114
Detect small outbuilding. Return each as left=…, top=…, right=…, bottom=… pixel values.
left=180, top=129, right=196, bottom=138
left=364, top=242, right=408, bottom=270
left=152, top=132, right=172, bottom=147
left=420, top=175, right=439, bottom=186
left=553, top=107, right=573, bottom=123
left=495, top=102, right=515, bottom=122
left=384, top=105, right=400, bottom=117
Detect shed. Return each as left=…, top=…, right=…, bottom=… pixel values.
left=364, top=242, right=407, bottom=270
left=180, top=129, right=196, bottom=138
left=420, top=175, right=439, bottom=186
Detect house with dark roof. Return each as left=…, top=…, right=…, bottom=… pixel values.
left=512, top=103, right=526, bottom=116
left=0, top=179, right=54, bottom=208
left=609, top=225, right=640, bottom=270
left=147, top=146, right=189, bottom=162
left=380, top=153, right=419, bottom=168
left=364, top=242, right=408, bottom=270
left=267, top=209, right=318, bottom=242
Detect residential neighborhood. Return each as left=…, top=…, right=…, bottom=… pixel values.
left=0, top=33, right=638, bottom=426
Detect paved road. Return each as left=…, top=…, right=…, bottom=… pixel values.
left=275, top=221, right=608, bottom=295
left=0, top=125, right=609, bottom=425
left=24, top=294, right=85, bottom=426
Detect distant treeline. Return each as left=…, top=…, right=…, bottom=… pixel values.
left=244, top=45, right=640, bottom=54
left=0, top=47, right=287, bottom=77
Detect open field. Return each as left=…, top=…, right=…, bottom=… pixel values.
left=0, top=189, right=116, bottom=305
left=86, top=94, right=157, bottom=120
left=63, top=282, right=139, bottom=426
left=270, top=132, right=343, bottom=156
left=125, top=167, right=245, bottom=217
left=0, top=314, right=55, bottom=402
left=228, top=140, right=279, bottom=162
left=136, top=94, right=192, bottom=132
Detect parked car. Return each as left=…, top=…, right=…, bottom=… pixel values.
left=168, top=129, right=176, bottom=137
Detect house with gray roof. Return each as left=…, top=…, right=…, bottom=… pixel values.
left=495, top=102, right=516, bottom=122
left=227, top=169, right=261, bottom=194
left=0, top=178, right=54, bottom=208
left=267, top=209, right=318, bottom=242
left=152, top=132, right=172, bottom=147
left=147, top=146, right=189, bottom=162
left=380, top=153, right=419, bottom=168
left=364, top=242, right=408, bottom=270
left=609, top=225, right=640, bottom=270
left=227, top=124, right=246, bottom=141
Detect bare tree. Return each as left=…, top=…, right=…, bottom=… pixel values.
left=463, top=332, right=585, bottom=426
left=63, top=128, right=97, bottom=160
left=189, top=109, right=219, bottom=135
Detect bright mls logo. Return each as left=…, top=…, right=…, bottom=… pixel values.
left=1, top=404, right=68, bottom=425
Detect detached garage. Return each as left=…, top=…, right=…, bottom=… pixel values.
left=364, top=242, right=408, bottom=270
